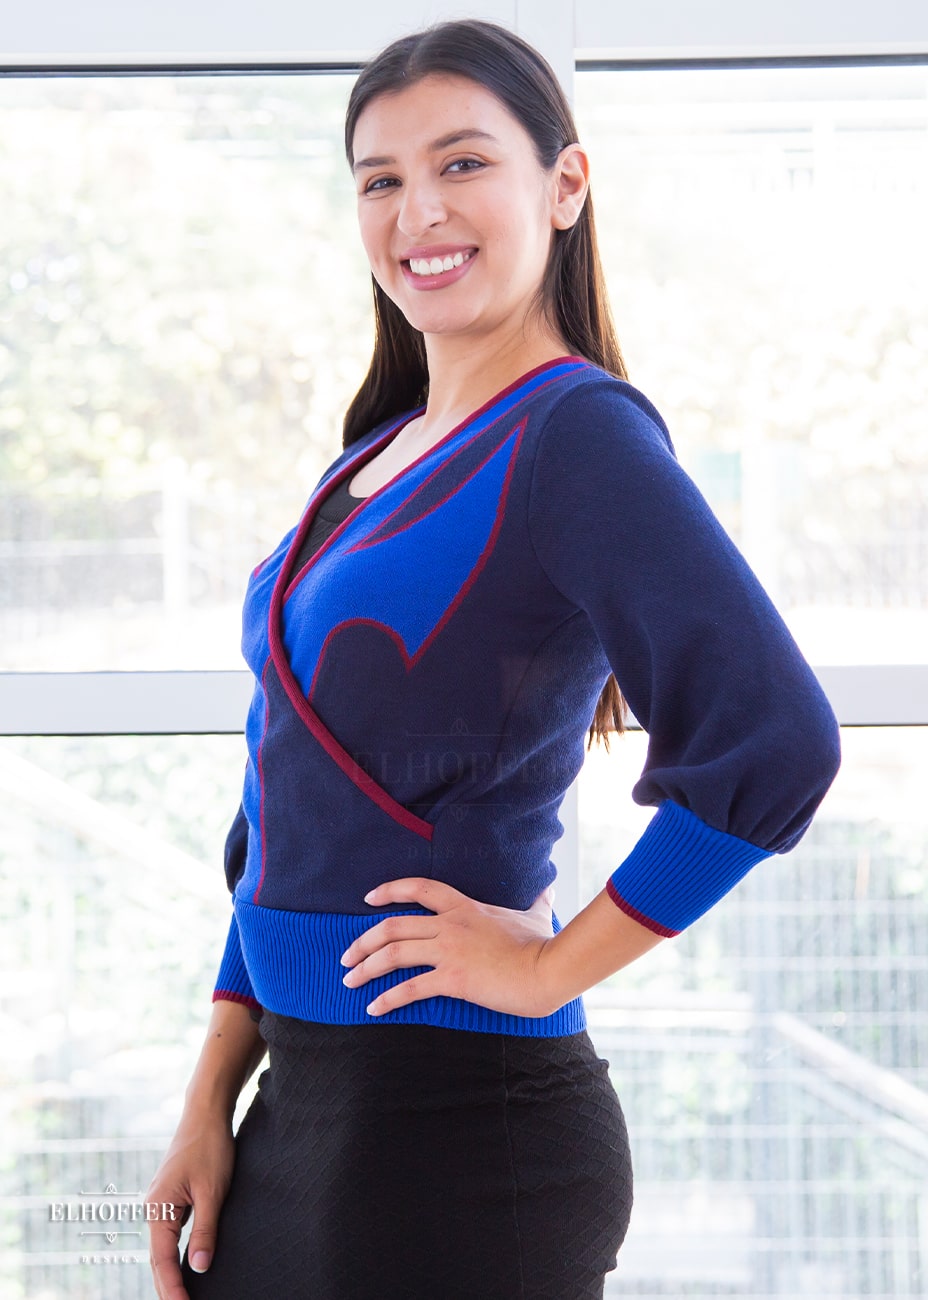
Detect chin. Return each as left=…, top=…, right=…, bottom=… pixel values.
left=386, top=280, right=484, bottom=332
left=402, top=307, right=479, bottom=337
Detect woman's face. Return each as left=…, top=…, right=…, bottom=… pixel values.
left=350, top=73, right=586, bottom=347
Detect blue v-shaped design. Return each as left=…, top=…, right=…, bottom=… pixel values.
left=282, top=423, right=523, bottom=697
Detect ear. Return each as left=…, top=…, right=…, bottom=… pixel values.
left=551, top=144, right=590, bottom=231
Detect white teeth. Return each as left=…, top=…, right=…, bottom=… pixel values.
left=408, top=251, right=474, bottom=277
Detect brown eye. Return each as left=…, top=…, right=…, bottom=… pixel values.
left=446, top=159, right=485, bottom=175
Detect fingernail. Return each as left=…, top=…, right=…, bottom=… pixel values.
left=191, top=1251, right=211, bottom=1273
left=339, top=953, right=350, bottom=966
left=363, top=891, right=375, bottom=903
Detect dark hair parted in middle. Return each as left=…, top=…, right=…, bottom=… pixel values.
left=343, top=19, right=627, bottom=744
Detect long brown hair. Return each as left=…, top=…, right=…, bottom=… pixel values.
left=343, top=19, right=627, bottom=747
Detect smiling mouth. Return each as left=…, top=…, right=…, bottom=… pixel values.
left=404, top=250, right=477, bottom=278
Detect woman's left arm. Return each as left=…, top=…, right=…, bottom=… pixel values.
left=342, top=378, right=842, bottom=1016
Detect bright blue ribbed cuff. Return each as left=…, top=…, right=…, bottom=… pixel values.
left=606, top=800, right=773, bottom=936
left=213, top=912, right=262, bottom=1010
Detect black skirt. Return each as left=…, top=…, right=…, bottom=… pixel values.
left=181, top=1011, right=633, bottom=1300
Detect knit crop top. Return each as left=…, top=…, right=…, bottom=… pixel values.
left=212, top=357, right=841, bottom=1037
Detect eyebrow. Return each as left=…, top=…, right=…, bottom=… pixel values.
left=352, top=128, right=499, bottom=173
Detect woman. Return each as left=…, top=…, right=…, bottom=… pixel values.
left=147, top=19, right=841, bottom=1299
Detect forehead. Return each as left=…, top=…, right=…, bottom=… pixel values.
left=351, top=72, right=530, bottom=156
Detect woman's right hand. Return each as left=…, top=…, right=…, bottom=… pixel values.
left=146, top=1107, right=236, bottom=1300
left=145, top=998, right=267, bottom=1298
left=146, top=1107, right=235, bottom=1300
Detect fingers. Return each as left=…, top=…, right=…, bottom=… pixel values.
left=363, top=877, right=463, bottom=911
left=365, top=969, right=446, bottom=1016
left=342, top=935, right=438, bottom=990
left=185, top=1201, right=221, bottom=1278
left=148, top=1205, right=191, bottom=1300
left=341, top=913, right=438, bottom=969
left=147, top=1181, right=225, bottom=1300
left=146, top=1096, right=235, bottom=1299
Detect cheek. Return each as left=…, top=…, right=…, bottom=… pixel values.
left=356, top=208, right=389, bottom=266
left=491, top=212, right=550, bottom=285
left=486, top=186, right=551, bottom=260
left=356, top=214, right=403, bottom=302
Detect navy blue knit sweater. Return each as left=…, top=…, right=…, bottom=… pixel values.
left=213, top=356, right=841, bottom=1035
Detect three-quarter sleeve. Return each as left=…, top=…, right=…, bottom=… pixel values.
left=212, top=801, right=262, bottom=1011
left=528, top=377, right=841, bottom=936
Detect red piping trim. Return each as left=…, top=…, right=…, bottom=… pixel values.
left=348, top=415, right=521, bottom=553
left=252, top=660, right=273, bottom=903
left=212, top=989, right=263, bottom=1011
left=396, top=417, right=525, bottom=665
left=283, top=410, right=418, bottom=602
left=310, top=619, right=410, bottom=698
left=307, top=418, right=526, bottom=695
left=267, top=355, right=588, bottom=844
left=270, top=655, right=435, bottom=840
left=283, top=354, right=587, bottom=600
left=605, top=879, right=680, bottom=938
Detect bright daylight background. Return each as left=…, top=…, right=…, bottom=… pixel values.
left=1, top=57, right=926, bottom=1300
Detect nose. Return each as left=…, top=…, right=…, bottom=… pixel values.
left=396, top=174, right=447, bottom=238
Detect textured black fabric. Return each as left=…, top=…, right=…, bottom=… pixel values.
left=290, top=474, right=365, bottom=574
left=181, top=1013, right=633, bottom=1299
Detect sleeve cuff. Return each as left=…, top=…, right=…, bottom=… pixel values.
left=606, top=800, right=773, bottom=936
left=212, top=911, right=262, bottom=1012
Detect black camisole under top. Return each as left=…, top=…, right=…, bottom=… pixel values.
left=291, top=474, right=368, bottom=573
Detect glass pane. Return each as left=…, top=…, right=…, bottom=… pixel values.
left=0, top=735, right=246, bottom=1298
left=4, top=727, right=925, bottom=1300
left=576, top=65, right=928, bottom=666
left=0, top=73, right=365, bottom=671
left=579, top=726, right=928, bottom=1297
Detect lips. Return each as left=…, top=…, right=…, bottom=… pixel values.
left=408, top=250, right=475, bottom=276
left=399, top=248, right=478, bottom=291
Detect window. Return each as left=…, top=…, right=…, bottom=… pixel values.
left=2, top=11, right=926, bottom=1297
left=0, top=72, right=361, bottom=673
left=574, top=62, right=928, bottom=1297
left=576, top=64, right=928, bottom=670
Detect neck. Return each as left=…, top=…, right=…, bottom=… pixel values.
left=416, top=320, right=575, bottom=437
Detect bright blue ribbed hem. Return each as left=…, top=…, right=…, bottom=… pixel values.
left=607, top=800, right=773, bottom=935
left=224, top=897, right=586, bottom=1037
left=213, top=911, right=261, bottom=1010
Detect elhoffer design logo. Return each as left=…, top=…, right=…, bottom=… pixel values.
left=48, top=1181, right=177, bottom=1265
